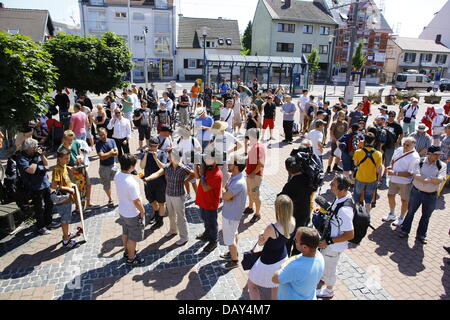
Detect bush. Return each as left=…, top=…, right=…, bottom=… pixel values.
left=367, top=91, right=382, bottom=104
left=396, top=90, right=419, bottom=101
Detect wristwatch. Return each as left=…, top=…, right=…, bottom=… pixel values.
left=326, top=236, right=334, bottom=245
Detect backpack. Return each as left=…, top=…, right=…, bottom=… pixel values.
left=132, top=109, right=142, bottom=127
left=443, top=115, right=450, bottom=126
left=291, top=150, right=324, bottom=193
left=376, top=127, right=388, bottom=145
left=339, top=133, right=359, bottom=155
left=3, top=155, right=32, bottom=209
left=331, top=198, right=374, bottom=245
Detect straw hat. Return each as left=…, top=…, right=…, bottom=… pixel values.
left=212, top=121, right=228, bottom=131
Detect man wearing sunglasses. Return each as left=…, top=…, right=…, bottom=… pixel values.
left=107, top=110, right=132, bottom=157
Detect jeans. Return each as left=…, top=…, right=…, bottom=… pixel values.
left=31, top=187, right=54, bottom=229
left=113, top=138, right=130, bottom=156
left=200, top=208, right=218, bottom=243
left=353, top=180, right=378, bottom=204
left=283, top=120, right=294, bottom=141
left=400, top=187, right=437, bottom=239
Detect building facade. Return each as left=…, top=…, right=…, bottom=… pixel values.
left=251, top=0, right=337, bottom=79
left=79, top=0, right=176, bottom=81
left=419, top=0, right=450, bottom=49
left=385, top=37, right=450, bottom=81
left=53, top=21, right=81, bottom=35
left=176, top=16, right=241, bottom=82
left=316, top=0, right=392, bottom=84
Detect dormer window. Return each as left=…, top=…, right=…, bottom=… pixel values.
left=226, top=38, right=232, bottom=45
left=218, top=38, right=225, bottom=45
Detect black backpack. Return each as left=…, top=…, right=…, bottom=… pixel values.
left=331, top=198, right=375, bottom=245
left=290, top=147, right=324, bottom=193
left=3, top=155, right=32, bottom=209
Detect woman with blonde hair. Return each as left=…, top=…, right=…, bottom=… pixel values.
left=247, top=195, right=296, bottom=300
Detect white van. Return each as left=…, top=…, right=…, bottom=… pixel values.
left=395, top=73, right=433, bottom=91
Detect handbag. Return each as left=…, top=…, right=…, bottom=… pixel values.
left=241, top=241, right=262, bottom=270
left=50, top=188, right=70, bottom=205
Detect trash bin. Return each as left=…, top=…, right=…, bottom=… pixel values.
left=358, top=81, right=366, bottom=94
left=344, top=85, right=355, bottom=104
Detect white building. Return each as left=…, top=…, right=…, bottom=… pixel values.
left=79, top=0, right=176, bottom=81
left=176, top=16, right=241, bottom=82
left=419, top=0, right=450, bottom=49
left=53, top=21, right=81, bottom=35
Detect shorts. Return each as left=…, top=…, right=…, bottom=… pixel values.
left=138, top=125, right=151, bottom=141
left=222, top=217, right=240, bottom=246
left=262, top=118, right=274, bottom=129
left=85, top=127, right=93, bottom=140
left=75, top=133, right=86, bottom=141
left=330, top=141, right=338, bottom=156
left=119, top=215, right=144, bottom=242
left=144, top=182, right=166, bottom=203
left=246, top=175, right=262, bottom=203
left=191, top=97, right=198, bottom=103
left=99, top=165, right=117, bottom=192
left=56, top=202, right=73, bottom=224
left=388, top=182, right=413, bottom=201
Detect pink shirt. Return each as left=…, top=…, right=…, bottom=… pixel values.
left=70, top=111, right=87, bottom=135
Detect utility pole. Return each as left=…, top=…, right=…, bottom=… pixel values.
left=128, top=0, right=134, bottom=84
left=143, top=26, right=149, bottom=90
left=344, top=0, right=360, bottom=103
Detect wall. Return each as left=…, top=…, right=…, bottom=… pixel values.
left=251, top=0, right=272, bottom=56
left=419, top=1, right=450, bottom=48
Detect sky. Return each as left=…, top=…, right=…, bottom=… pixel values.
left=2, top=0, right=448, bottom=37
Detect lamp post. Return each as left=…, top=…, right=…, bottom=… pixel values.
left=143, top=26, right=149, bottom=91
left=127, top=0, right=133, bottom=84
left=324, top=34, right=335, bottom=102
left=202, top=26, right=208, bottom=89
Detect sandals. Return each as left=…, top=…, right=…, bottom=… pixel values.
left=107, top=200, right=114, bottom=208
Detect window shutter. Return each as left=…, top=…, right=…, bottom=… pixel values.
left=184, top=59, right=188, bottom=68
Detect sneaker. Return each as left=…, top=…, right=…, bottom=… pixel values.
left=47, top=221, right=61, bottom=229
left=371, top=201, right=376, bottom=208
left=382, top=213, right=397, bottom=222
left=269, top=137, right=275, bottom=141
left=222, top=260, right=239, bottom=270
left=107, top=200, right=115, bottom=208
left=392, top=217, right=404, bottom=227
left=185, top=194, right=192, bottom=201
left=220, top=251, right=232, bottom=260
left=165, top=232, right=177, bottom=238
left=203, top=241, right=218, bottom=253
left=250, top=215, right=261, bottom=223
left=416, top=236, right=427, bottom=244
left=326, top=167, right=331, bottom=174
left=287, top=141, right=293, bottom=144
left=123, top=250, right=137, bottom=260
left=333, top=164, right=343, bottom=172
left=196, top=233, right=209, bottom=241
left=398, top=230, right=409, bottom=238
left=243, top=207, right=254, bottom=215
left=126, top=255, right=145, bottom=267
left=316, top=288, right=334, bottom=299
left=62, top=240, right=79, bottom=249
left=37, top=227, right=51, bottom=235
left=175, top=239, right=188, bottom=246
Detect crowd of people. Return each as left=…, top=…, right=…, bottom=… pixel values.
left=5, top=80, right=450, bottom=300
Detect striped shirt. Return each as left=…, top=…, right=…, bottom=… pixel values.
left=409, top=132, right=432, bottom=155
left=164, top=163, right=191, bottom=197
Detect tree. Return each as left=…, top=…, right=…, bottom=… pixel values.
left=0, top=33, right=58, bottom=131
left=44, top=32, right=132, bottom=95
left=307, top=48, right=320, bottom=88
left=241, top=21, right=252, bottom=55
left=352, top=40, right=367, bottom=72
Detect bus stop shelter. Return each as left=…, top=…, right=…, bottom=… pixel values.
left=205, top=54, right=310, bottom=94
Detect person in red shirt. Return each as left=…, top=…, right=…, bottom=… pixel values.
left=244, top=128, right=266, bottom=223
left=195, top=153, right=223, bottom=253
left=361, top=96, right=371, bottom=116
left=422, top=106, right=437, bottom=136
left=444, top=99, right=450, bottom=116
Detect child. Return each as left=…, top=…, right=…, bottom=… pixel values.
left=51, top=149, right=78, bottom=249
left=156, top=101, right=171, bottom=133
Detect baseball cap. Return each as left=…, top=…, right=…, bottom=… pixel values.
left=159, top=125, right=172, bottom=133
left=427, top=146, right=443, bottom=155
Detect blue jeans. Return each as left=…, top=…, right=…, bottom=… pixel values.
left=200, top=208, right=218, bottom=242
left=353, top=180, right=378, bottom=204
left=400, top=187, right=437, bottom=239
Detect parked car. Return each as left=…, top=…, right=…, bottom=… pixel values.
left=439, top=78, right=450, bottom=92
left=395, top=73, right=433, bottom=91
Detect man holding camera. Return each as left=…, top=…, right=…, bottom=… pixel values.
left=194, top=153, right=223, bottom=253
left=316, top=174, right=355, bottom=299
left=17, top=138, right=59, bottom=235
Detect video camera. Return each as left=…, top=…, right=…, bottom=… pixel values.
left=286, top=145, right=314, bottom=175
left=312, top=195, right=333, bottom=240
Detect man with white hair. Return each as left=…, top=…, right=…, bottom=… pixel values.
left=16, top=138, right=59, bottom=235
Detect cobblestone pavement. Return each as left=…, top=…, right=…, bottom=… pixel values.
left=0, top=97, right=449, bottom=300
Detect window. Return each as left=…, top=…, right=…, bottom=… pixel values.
left=188, top=59, right=197, bottom=69
left=155, top=0, right=168, bottom=9
left=404, top=52, right=416, bottom=63
left=154, top=12, right=170, bottom=33
left=278, top=23, right=295, bottom=33
left=319, top=45, right=329, bottom=54
left=302, top=44, right=312, bottom=53
left=89, top=0, right=104, bottom=5
left=88, top=10, right=106, bottom=32
left=218, top=38, right=224, bottom=45
left=420, top=53, right=432, bottom=62
left=205, top=41, right=216, bottom=48
left=276, top=42, right=294, bottom=52
left=436, top=54, right=447, bottom=64
left=374, top=36, right=381, bottom=43
left=7, top=29, right=19, bottom=35
left=133, top=12, right=145, bottom=20
left=320, top=26, right=330, bottom=35
left=115, top=11, right=127, bottom=18
left=154, top=36, right=170, bottom=54
left=134, top=36, right=145, bottom=42
left=225, top=38, right=232, bottom=46
left=416, top=76, right=423, bottom=83
left=303, top=25, right=313, bottom=34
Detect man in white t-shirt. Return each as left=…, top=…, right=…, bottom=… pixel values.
left=205, top=121, right=243, bottom=187
left=174, top=126, right=202, bottom=200
left=306, top=120, right=326, bottom=168
left=398, top=98, right=419, bottom=135
left=114, top=154, right=146, bottom=267
left=297, top=89, right=309, bottom=133
left=128, top=89, right=141, bottom=110
left=220, top=99, right=235, bottom=134
left=382, top=137, right=420, bottom=227
left=317, top=174, right=355, bottom=299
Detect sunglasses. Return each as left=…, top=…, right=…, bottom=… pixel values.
left=403, top=143, right=412, bottom=147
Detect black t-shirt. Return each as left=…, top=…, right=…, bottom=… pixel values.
left=54, top=93, right=70, bottom=113
left=319, top=108, right=332, bottom=123
left=167, top=91, right=176, bottom=102
left=279, top=174, right=312, bottom=227
left=246, top=114, right=259, bottom=130
left=204, top=88, right=213, bottom=101
left=263, top=102, right=276, bottom=119
left=144, top=150, right=166, bottom=185
left=387, top=121, right=403, bottom=141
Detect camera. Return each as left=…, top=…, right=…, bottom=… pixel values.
left=312, top=196, right=333, bottom=240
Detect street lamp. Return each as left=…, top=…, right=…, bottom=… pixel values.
left=323, top=33, right=335, bottom=101
left=202, top=26, right=208, bottom=88
left=143, top=26, right=149, bottom=90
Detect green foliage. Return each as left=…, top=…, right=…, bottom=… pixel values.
left=307, top=48, right=320, bottom=72
left=0, top=33, right=58, bottom=130
left=242, top=21, right=252, bottom=53
left=44, top=32, right=132, bottom=95
left=240, top=48, right=251, bottom=56
left=352, top=40, right=367, bottom=71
